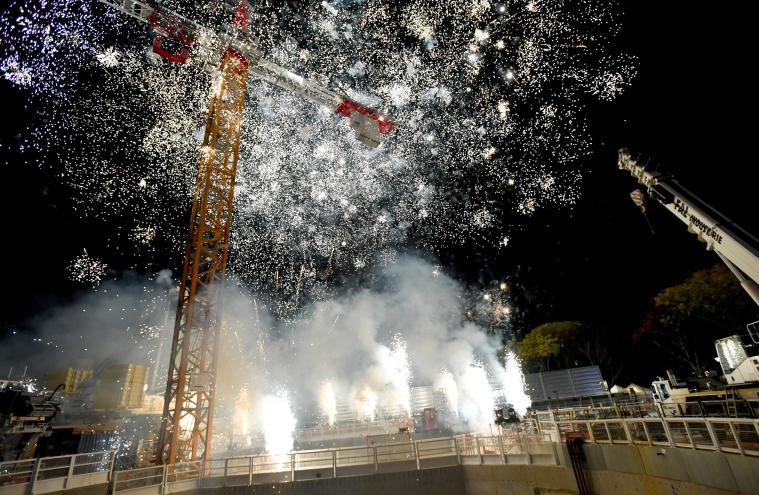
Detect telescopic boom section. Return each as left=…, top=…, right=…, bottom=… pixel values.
left=618, top=150, right=759, bottom=306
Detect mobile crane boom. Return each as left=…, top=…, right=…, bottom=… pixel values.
left=618, top=150, right=759, bottom=306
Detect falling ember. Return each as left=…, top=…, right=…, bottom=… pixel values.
left=473, top=28, right=489, bottom=42
left=132, top=225, right=156, bottom=245
left=96, top=47, right=120, bottom=67
left=497, top=100, right=510, bottom=119
left=1, top=59, right=31, bottom=86
left=67, top=249, right=107, bottom=285
left=0, top=0, right=634, bottom=315
left=319, top=380, right=337, bottom=426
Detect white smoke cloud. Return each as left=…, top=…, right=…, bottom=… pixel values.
left=2, top=257, right=530, bottom=456
left=0, top=272, right=173, bottom=378
left=216, top=256, right=531, bottom=445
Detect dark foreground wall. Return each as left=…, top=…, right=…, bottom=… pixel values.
left=199, top=467, right=466, bottom=495
left=192, top=464, right=579, bottom=495
left=581, top=443, right=759, bottom=495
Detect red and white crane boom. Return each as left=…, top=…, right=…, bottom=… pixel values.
left=99, top=0, right=394, bottom=146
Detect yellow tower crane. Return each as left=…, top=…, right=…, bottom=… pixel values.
left=99, top=0, right=394, bottom=464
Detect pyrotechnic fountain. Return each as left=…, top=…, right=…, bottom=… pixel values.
left=257, top=392, right=297, bottom=455
left=319, top=381, right=338, bottom=427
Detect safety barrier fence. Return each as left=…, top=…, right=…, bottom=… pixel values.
left=9, top=418, right=758, bottom=495
left=107, top=435, right=557, bottom=494
left=0, top=451, right=114, bottom=495
left=538, top=416, right=759, bottom=455
left=534, top=399, right=759, bottom=421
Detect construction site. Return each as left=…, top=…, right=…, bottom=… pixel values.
left=2, top=0, right=759, bottom=494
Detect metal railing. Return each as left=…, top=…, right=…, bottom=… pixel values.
left=0, top=451, right=114, bottom=495
left=541, top=416, right=759, bottom=455
left=9, top=418, right=759, bottom=495
left=109, top=434, right=558, bottom=494
left=532, top=398, right=759, bottom=421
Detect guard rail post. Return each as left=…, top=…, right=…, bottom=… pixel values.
left=111, top=470, right=120, bottom=493
left=63, top=453, right=76, bottom=489
left=727, top=421, right=744, bottom=455
left=660, top=418, right=676, bottom=447
left=641, top=420, right=653, bottom=446
left=107, top=451, right=115, bottom=483
left=683, top=422, right=696, bottom=449
left=705, top=420, right=721, bottom=452
left=603, top=422, right=612, bottom=443
left=29, top=456, right=41, bottom=493
left=621, top=418, right=633, bottom=443
left=413, top=441, right=420, bottom=470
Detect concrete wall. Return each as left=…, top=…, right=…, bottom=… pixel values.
left=198, top=466, right=465, bottom=495
left=581, top=443, right=759, bottom=495
left=18, top=484, right=109, bottom=495
left=462, top=464, right=578, bottom=495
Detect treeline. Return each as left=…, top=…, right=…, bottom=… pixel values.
left=514, top=265, right=758, bottom=385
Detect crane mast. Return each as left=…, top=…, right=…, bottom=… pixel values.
left=618, top=149, right=759, bottom=306
left=162, top=47, right=248, bottom=464
left=97, top=0, right=394, bottom=464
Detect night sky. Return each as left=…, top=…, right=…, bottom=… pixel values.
left=0, top=1, right=754, bottom=385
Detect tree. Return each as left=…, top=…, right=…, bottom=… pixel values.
left=635, top=265, right=756, bottom=377
left=518, top=320, right=626, bottom=384
left=567, top=320, right=626, bottom=386
left=518, top=321, right=580, bottom=372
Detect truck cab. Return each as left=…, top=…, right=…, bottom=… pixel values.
left=716, top=326, right=759, bottom=385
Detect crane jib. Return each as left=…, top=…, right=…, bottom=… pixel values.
left=335, top=99, right=395, bottom=135
left=97, top=0, right=395, bottom=142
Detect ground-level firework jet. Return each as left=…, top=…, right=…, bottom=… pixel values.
left=98, top=0, right=394, bottom=464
